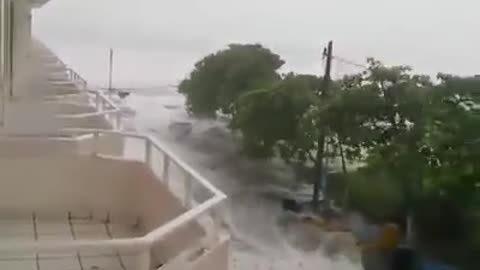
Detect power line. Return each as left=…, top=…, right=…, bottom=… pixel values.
left=332, top=55, right=367, bottom=69
left=322, top=46, right=367, bottom=70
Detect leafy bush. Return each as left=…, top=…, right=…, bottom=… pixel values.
left=348, top=171, right=406, bottom=221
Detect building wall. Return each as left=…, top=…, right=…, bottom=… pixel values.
left=0, top=137, right=82, bottom=158
left=0, top=156, right=141, bottom=220
left=0, top=156, right=197, bottom=228
left=0, top=0, right=47, bottom=99
left=0, top=0, right=35, bottom=125
left=0, top=101, right=114, bottom=134
left=0, top=0, right=11, bottom=125
left=0, top=0, right=5, bottom=79
left=76, top=133, right=124, bottom=156
left=12, top=0, right=33, bottom=98
left=47, top=102, right=97, bottom=114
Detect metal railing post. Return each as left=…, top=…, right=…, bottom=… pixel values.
left=211, top=207, right=222, bottom=238
left=93, top=132, right=100, bottom=155
left=115, top=113, right=121, bottom=130
left=95, top=92, right=101, bottom=111
left=145, top=139, right=152, bottom=165
left=106, top=112, right=111, bottom=125
left=162, top=154, right=170, bottom=185
left=206, top=206, right=222, bottom=247
left=137, top=248, right=151, bottom=270
left=184, top=174, right=193, bottom=208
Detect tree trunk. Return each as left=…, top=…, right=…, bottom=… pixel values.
left=406, top=213, right=414, bottom=246
left=337, top=137, right=350, bottom=209
left=312, top=135, right=326, bottom=210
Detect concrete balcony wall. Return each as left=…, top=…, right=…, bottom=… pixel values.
left=0, top=156, right=198, bottom=229
left=76, top=133, right=125, bottom=156
left=1, top=100, right=65, bottom=134
left=0, top=155, right=208, bottom=264
left=160, top=235, right=230, bottom=270
left=0, top=156, right=138, bottom=219
left=0, top=133, right=124, bottom=157
left=0, top=101, right=112, bottom=133
left=190, top=236, right=229, bottom=270
left=48, top=102, right=97, bottom=115
left=136, top=166, right=205, bottom=265
left=30, top=85, right=81, bottom=97
left=43, top=93, right=91, bottom=104
left=7, top=100, right=95, bottom=115
left=0, top=152, right=232, bottom=270
left=0, top=138, right=82, bottom=158
left=58, top=114, right=113, bottom=129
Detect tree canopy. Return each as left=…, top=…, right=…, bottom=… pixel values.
left=231, top=73, right=321, bottom=159
left=178, top=44, right=284, bottom=117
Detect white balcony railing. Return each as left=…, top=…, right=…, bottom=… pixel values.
left=66, top=67, right=87, bottom=89
left=34, top=42, right=122, bottom=131
left=49, top=64, right=122, bottom=129
left=55, top=89, right=122, bottom=130
left=0, top=129, right=227, bottom=269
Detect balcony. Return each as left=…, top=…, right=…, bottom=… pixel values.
left=1, top=41, right=124, bottom=155
left=0, top=131, right=228, bottom=270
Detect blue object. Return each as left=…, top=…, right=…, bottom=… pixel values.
left=421, top=259, right=455, bottom=270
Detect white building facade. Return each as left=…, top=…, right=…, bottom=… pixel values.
left=0, top=1, right=229, bottom=269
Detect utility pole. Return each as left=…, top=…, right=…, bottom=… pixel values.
left=322, top=41, right=333, bottom=91
left=312, top=41, right=333, bottom=211
left=108, top=48, right=113, bottom=93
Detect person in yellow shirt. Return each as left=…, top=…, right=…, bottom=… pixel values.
left=360, top=222, right=423, bottom=269
left=360, top=223, right=401, bottom=250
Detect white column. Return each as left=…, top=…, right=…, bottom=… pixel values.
left=0, top=0, right=7, bottom=125
left=137, top=249, right=151, bottom=270
left=12, top=0, right=33, bottom=98
left=0, top=0, right=6, bottom=78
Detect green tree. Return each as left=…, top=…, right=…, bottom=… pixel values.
left=335, top=60, right=433, bottom=219
left=423, top=75, right=480, bottom=207
left=180, top=46, right=480, bottom=267
left=342, top=69, right=480, bottom=266
left=178, top=44, right=285, bottom=117
left=231, top=73, right=321, bottom=159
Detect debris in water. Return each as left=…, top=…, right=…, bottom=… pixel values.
left=164, top=104, right=181, bottom=110
left=168, top=121, right=193, bottom=138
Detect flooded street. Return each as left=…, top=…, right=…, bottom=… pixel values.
left=122, top=87, right=362, bottom=270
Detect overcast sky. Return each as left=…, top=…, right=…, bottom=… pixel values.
left=33, top=0, right=480, bottom=87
